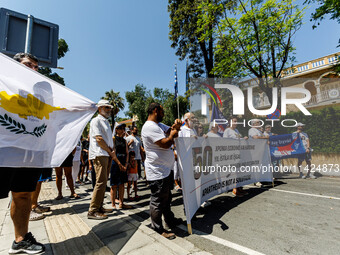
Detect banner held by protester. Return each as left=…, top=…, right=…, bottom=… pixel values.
left=0, top=53, right=96, bottom=167
left=269, top=133, right=306, bottom=160
left=175, top=137, right=272, bottom=232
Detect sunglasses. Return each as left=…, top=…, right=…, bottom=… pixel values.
left=22, top=61, right=39, bottom=70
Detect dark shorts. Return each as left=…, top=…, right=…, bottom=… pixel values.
left=0, top=167, right=42, bottom=199
left=110, top=160, right=128, bottom=186
left=60, top=153, right=74, bottom=168
left=38, top=168, right=53, bottom=182
left=298, top=151, right=312, bottom=162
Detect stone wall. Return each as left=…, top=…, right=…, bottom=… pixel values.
left=281, top=152, right=340, bottom=177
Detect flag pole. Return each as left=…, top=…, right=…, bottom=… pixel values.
left=186, top=57, right=191, bottom=113
left=174, top=64, right=180, bottom=119
left=177, top=92, right=180, bottom=119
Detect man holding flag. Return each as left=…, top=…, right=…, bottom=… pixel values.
left=0, top=53, right=45, bottom=254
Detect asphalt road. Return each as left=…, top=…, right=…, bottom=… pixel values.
left=108, top=174, right=340, bottom=255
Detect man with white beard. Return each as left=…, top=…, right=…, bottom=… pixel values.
left=87, top=100, right=117, bottom=220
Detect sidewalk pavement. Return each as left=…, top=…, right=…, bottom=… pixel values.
left=0, top=179, right=210, bottom=255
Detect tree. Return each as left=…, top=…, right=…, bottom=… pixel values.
left=305, top=0, right=340, bottom=72
left=306, top=0, right=340, bottom=27
left=125, top=84, right=152, bottom=130
left=102, top=89, right=125, bottom=128
left=38, top=39, right=69, bottom=85
left=198, top=0, right=304, bottom=106
left=126, top=84, right=189, bottom=130
left=168, top=0, right=228, bottom=78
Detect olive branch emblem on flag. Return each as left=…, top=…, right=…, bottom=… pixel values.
left=0, top=113, right=47, bottom=137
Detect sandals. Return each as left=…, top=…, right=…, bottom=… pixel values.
left=29, top=210, right=45, bottom=221
left=34, top=205, right=51, bottom=213
left=118, top=204, right=132, bottom=209
left=55, top=195, right=63, bottom=200
left=175, top=185, right=182, bottom=193
left=70, top=194, right=81, bottom=199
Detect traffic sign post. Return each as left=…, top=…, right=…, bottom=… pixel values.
left=0, top=8, right=59, bottom=67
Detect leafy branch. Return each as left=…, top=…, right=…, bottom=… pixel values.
left=0, top=114, right=47, bottom=137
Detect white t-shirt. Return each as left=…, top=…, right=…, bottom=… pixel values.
left=293, top=131, right=309, bottom=149
left=89, top=114, right=114, bottom=160
left=73, top=140, right=82, bottom=162
left=263, top=131, right=273, bottom=136
left=141, top=121, right=175, bottom=181
left=206, top=131, right=221, bottom=138
left=179, top=125, right=197, bottom=137
left=125, top=135, right=142, bottom=160
left=223, top=128, right=242, bottom=139
left=248, top=128, right=264, bottom=139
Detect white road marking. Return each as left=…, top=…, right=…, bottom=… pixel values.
left=270, top=188, right=340, bottom=200
left=178, top=225, right=266, bottom=255
left=244, top=184, right=340, bottom=200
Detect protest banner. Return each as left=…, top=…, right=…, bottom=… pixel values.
left=269, top=133, right=306, bottom=160
left=0, top=53, right=96, bottom=167
left=175, top=137, right=272, bottom=233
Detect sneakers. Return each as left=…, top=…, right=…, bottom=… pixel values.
left=9, top=232, right=45, bottom=254
left=302, top=174, right=317, bottom=179
left=310, top=174, right=317, bottom=179
left=87, top=211, right=108, bottom=220
left=299, top=172, right=304, bottom=178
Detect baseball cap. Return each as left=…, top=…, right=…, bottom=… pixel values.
left=296, top=122, right=305, bottom=127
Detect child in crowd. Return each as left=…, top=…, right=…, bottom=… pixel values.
left=127, top=151, right=139, bottom=201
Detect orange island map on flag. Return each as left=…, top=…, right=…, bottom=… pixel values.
left=0, top=91, right=65, bottom=120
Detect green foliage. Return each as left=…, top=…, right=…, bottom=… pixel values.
left=306, top=0, right=340, bottom=72
left=274, top=107, right=340, bottom=153
left=38, top=38, right=69, bottom=85
left=168, top=0, right=228, bottom=78
left=306, top=0, right=340, bottom=26
left=125, top=84, right=151, bottom=131
left=38, top=67, right=65, bottom=85
left=198, top=0, right=304, bottom=102
left=57, top=39, right=69, bottom=59
left=125, top=84, right=189, bottom=130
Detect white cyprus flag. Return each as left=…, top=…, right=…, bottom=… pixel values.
left=0, top=53, right=97, bottom=167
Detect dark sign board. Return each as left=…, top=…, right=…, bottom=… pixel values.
left=0, top=8, right=59, bottom=67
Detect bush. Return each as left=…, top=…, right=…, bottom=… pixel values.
left=236, top=106, right=340, bottom=153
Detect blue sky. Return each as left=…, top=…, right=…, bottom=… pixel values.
left=1, top=0, right=339, bottom=118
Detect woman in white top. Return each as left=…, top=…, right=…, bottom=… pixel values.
left=223, top=117, right=248, bottom=197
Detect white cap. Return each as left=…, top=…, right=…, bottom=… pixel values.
left=97, top=99, right=113, bottom=108
left=296, top=122, right=305, bottom=127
